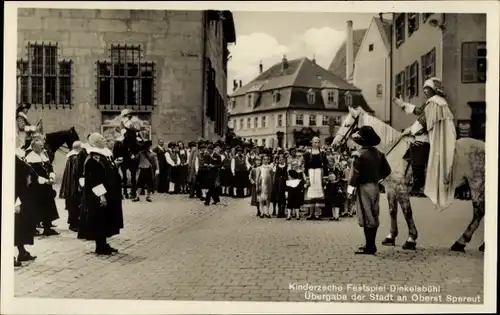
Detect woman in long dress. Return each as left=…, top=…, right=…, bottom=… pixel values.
left=303, top=137, right=329, bottom=220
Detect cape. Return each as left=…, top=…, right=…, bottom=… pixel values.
left=423, top=95, right=457, bottom=210
left=59, top=152, right=81, bottom=199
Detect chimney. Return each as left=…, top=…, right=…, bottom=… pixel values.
left=281, top=55, right=288, bottom=73
left=312, top=54, right=316, bottom=64
left=259, top=61, right=263, bottom=74
left=346, top=20, right=354, bottom=83
left=233, top=80, right=238, bottom=91
left=239, top=80, right=242, bottom=88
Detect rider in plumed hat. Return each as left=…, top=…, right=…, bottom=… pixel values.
left=16, top=102, right=37, bottom=149
left=347, top=126, right=391, bottom=255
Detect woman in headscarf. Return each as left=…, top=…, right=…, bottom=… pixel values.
left=393, top=77, right=456, bottom=209
left=78, top=133, right=124, bottom=255
left=302, top=137, right=329, bottom=220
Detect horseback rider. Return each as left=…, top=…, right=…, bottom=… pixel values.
left=16, top=103, right=37, bottom=150
left=393, top=77, right=457, bottom=209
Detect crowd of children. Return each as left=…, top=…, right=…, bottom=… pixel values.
left=246, top=142, right=355, bottom=221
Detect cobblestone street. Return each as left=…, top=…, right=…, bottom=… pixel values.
left=14, top=194, right=484, bottom=302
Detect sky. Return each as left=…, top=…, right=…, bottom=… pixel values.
left=227, top=11, right=382, bottom=92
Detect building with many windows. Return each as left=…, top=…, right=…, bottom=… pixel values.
left=16, top=8, right=235, bottom=142
left=228, top=56, right=373, bottom=147
left=391, top=13, right=486, bottom=140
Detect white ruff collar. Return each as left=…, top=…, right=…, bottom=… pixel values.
left=25, top=151, right=49, bottom=163
left=66, top=150, right=80, bottom=158
left=88, top=147, right=112, bottom=157
left=286, top=179, right=301, bottom=188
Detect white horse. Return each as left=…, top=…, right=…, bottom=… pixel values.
left=333, top=108, right=485, bottom=252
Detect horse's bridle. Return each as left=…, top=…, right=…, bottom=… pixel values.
left=336, top=114, right=360, bottom=149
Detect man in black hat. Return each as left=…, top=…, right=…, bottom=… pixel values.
left=204, top=142, right=222, bottom=205
left=192, top=141, right=207, bottom=199
left=16, top=103, right=37, bottom=149
left=347, top=126, right=391, bottom=255
left=220, top=144, right=234, bottom=197
left=134, top=140, right=159, bottom=202
left=231, top=146, right=248, bottom=198
left=153, top=139, right=169, bottom=193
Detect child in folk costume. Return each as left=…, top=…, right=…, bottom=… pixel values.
left=303, top=137, right=329, bottom=220
left=347, top=126, right=391, bottom=255
left=248, top=155, right=262, bottom=217
left=256, top=154, right=274, bottom=218
left=134, top=140, right=159, bottom=202
left=271, top=153, right=288, bottom=218
left=286, top=170, right=304, bottom=221
left=324, top=152, right=346, bottom=221
left=231, top=146, right=249, bottom=198
left=177, top=141, right=189, bottom=194
left=165, top=142, right=180, bottom=194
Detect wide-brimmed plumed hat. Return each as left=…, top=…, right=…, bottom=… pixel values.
left=351, top=126, right=381, bottom=147
left=167, top=141, right=177, bottom=148
left=120, top=109, right=133, bottom=117
left=16, top=102, right=31, bottom=112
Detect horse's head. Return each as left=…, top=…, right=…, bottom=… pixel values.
left=332, top=106, right=365, bottom=147
left=66, top=127, right=80, bottom=148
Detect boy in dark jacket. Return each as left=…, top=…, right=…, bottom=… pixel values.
left=347, top=126, right=391, bottom=255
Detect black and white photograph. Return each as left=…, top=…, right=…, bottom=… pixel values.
left=1, top=1, right=498, bottom=314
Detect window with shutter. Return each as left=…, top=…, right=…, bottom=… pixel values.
left=462, top=42, right=487, bottom=83
left=421, top=48, right=436, bottom=81
left=395, top=71, right=405, bottom=98
left=395, top=14, right=406, bottom=48
left=322, top=115, right=329, bottom=126
left=376, top=84, right=383, bottom=98
left=296, top=114, right=303, bottom=125
left=309, top=115, right=316, bottom=126
left=277, top=114, right=283, bottom=127
left=408, top=13, right=419, bottom=37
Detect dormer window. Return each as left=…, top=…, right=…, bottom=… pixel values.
left=273, top=90, right=281, bottom=103
left=247, top=94, right=252, bottom=108
left=230, top=98, right=236, bottom=109
left=307, top=89, right=315, bottom=104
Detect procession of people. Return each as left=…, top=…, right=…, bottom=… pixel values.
left=13, top=76, right=466, bottom=265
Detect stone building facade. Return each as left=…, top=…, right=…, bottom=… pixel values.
left=16, top=8, right=235, bottom=142
left=391, top=13, right=486, bottom=140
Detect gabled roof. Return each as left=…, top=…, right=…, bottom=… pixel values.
left=373, top=17, right=392, bottom=52
left=229, top=57, right=374, bottom=115
left=328, top=29, right=367, bottom=79
left=231, top=57, right=361, bottom=97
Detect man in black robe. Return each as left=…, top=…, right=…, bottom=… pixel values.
left=79, top=133, right=124, bottom=255
left=15, top=153, right=38, bottom=266
left=59, top=141, right=83, bottom=232
left=25, top=139, right=60, bottom=236
left=153, top=139, right=169, bottom=193
left=204, top=142, right=222, bottom=206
